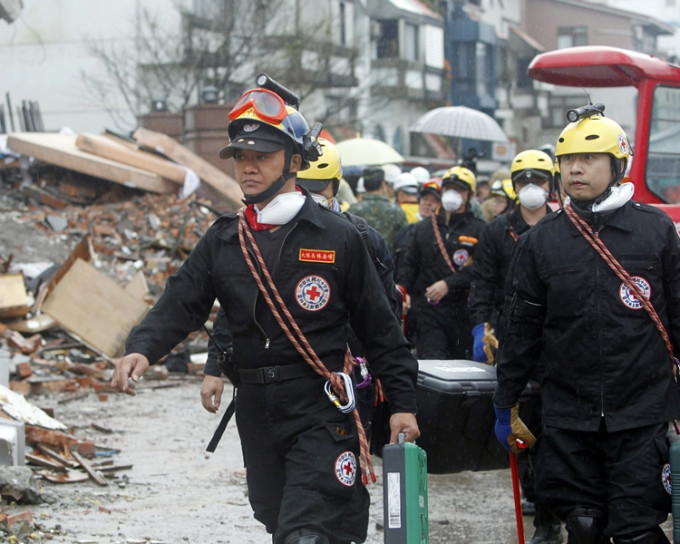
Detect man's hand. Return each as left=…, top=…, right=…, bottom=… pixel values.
left=424, top=280, right=449, bottom=303
left=494, top=405, right=536, bottom=454
left=201, top=375, right=224, bottom=413
left=389, top=412, right=420, bottom=444
left=111, top=353, right=150, bottom=396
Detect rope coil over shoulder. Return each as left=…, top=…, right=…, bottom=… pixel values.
left=237, top=212, right=376, bottom=484
left=564, top=201, right=680, bottom=436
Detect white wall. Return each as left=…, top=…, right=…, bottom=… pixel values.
left=0, top=0, right=181, bottom=133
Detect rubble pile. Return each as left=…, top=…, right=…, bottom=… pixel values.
left=0, top=132, right=228, bottom=539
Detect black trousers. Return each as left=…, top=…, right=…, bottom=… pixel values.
left=235, top=374, right=370, bottom=544
left=535, top=421, right=670, bottom=538
left=415, top=299, right=472, bottom=359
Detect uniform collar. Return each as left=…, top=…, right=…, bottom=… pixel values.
left=215, top=184, right=328, bottom=242
left=563, top=199, right=635, bottom=237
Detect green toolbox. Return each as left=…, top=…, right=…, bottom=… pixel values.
left=382, top=434, right=428, bottom=543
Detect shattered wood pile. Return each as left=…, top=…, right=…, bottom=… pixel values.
left=0, top=127, right=227, bottom=505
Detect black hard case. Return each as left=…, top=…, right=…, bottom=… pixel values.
left=415, top=359, right=540, bottom=474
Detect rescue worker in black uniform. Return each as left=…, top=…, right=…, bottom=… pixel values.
left=493, top=105, right=680, bottom=544
left=202, top=138, right=402, bottom=440
left=469, top=149, right=562, bottom=544
left=111, top=83, right=420, bottom=544
left=397, top=166, right=485, bottom=359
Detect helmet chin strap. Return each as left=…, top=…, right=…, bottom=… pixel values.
left=241, top=148, right=296, bottom=206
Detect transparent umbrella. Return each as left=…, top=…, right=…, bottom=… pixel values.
left=410, top=106, right=508, bottom=142
left=335, top=137, right=405, bottom=167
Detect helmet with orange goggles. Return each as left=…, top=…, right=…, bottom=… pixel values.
left=229, top=88, right=290, bottom=126
left=221, top=73, right=324, bottom=205
left=418, top=180, right=441, bottom=201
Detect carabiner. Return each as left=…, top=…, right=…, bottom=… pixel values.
left=324, top=372, right=356, bottom=414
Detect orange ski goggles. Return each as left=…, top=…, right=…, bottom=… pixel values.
left=228, top=88, right=287, bottom=124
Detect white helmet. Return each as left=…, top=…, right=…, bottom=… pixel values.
left=410, top=166, right=430, bottom=185
left=381, top=163, right=402, bottom=185
left=393, top=172, right=419, bottom=194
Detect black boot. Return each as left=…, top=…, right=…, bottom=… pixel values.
left=529, top=521, right=564, bottom=544
left=530, top=505, right=564, bottom=544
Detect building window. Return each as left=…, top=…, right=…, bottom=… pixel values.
left=339, top=2, right=347, bottom=46
left=327, top=96, right=357, bottom=123
left=377, top=20, right=399, bottom=58
left=557, top=26, right=587, bottom=49
left=404, top=23, right=419, bottom=62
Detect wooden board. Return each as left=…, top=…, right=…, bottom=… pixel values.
left=7, top=132, right=176, bottom=194
left=42, top=258, right=148, bottom=358
left=0, top=273, right=28, bottom=319
left=75, top=133, right=186, bottom=184
left=132, top=127, right=242, bottom=207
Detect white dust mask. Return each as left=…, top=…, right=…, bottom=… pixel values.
left=441, top=189, right=463, bottom=212
left=255, top=191, right=306, bottom=225
left=518, top=184, right=548, bottom=210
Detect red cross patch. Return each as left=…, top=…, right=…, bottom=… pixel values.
left=295, top=275, right=331, bottom=312
left=335, top=451, right=357, bottom=487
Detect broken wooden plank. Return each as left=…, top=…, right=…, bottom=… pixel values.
left=35, top=444, right=79, bottom=468
left=39, top=469, right=89, bottom=484
left=7, top=132, right=177, bottom=195
left=25, top=452, right=67, bottom=472
left=124, top=270, right=149, bottom=301
left=75, top=133, right=186, bottom=185
left=42, top=258, right=148, bottom=358
left=132, top=127, right=242, bottom=208
left=0, top=273, right=29, bottom=319
left=71, top=450, right=109, bottom=486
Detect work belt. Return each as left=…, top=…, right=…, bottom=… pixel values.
left=206, top=362, right=316, bottom=453
left=235, top=362, right=315, bottom=384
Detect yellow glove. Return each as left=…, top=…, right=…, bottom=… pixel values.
left=482, top=323, right=499, bottom=364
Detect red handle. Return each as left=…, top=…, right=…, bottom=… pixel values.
left=509, top=452, right=525, bottom=544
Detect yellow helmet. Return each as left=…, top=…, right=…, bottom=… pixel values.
left=296, top=138, right=342, bottom=194
left=511, top=150, right=554, bottom=186
left=490, top=178, right=517, bottom=202
left=442, top=165, right=476, bottom=193
left=555, top=114, right=631, bottom=165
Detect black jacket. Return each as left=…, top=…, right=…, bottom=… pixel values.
left=126, top=195, right=417, bottom=414
left=494, top=201, right=680, bottom=432
left=469, top=206, right=552, bottom=329
left=397, top=208, right=486, bottom=302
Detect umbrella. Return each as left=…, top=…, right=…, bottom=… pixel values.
left=410, top=106, right=508, bottom=142
left=335, top=137, right=404, bottom=167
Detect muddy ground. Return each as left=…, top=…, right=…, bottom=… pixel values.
left=16, top=378, right=556, bottom=544
left=0, top=200, right=674, bottom=544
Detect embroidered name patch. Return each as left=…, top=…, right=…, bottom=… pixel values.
left=296, top=275, right=331, bottom=311
left=299, top=248, right=336, bottom=263
left=619, top=276, right=651, bottom=310
left=335, top=451, right=357, bottom=487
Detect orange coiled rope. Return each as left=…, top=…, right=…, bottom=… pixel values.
left=237, top=213, right=376, bottom=484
